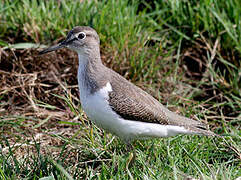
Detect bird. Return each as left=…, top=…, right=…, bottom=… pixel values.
left=39, top=26, right=216, bottom=147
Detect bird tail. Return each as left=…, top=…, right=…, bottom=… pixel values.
left=185, top=125, right=219, bottom=137
left=166, top=111, right=219, bottom=137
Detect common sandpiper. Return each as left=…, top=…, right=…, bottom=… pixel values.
left=40, top=26, right=216, bottom=149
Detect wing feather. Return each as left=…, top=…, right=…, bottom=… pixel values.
left=108, top=69, right=206, bottom=128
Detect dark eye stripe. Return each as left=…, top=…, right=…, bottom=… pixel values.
left=65, top=37, right=78, bottom=44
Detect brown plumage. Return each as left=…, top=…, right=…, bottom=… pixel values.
left=105, top=68, right=216, bottom=136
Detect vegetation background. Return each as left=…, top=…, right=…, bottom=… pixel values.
left=0, top=0, right=240, bottom=179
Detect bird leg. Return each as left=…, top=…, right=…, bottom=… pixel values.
left=125, top=143, right=136, bottom=169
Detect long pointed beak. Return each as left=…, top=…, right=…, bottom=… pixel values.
left=39, top=41, right=66, bottom=55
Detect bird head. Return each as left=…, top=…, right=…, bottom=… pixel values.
left=39, top=26, right=100, bottom=55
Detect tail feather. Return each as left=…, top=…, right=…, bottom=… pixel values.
left=167, top=110, right=204, bottom=127
left=165, top=110, right=219, bottom=137
left=185, top=126, right=219, bottom=137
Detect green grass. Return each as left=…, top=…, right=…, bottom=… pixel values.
left=0, top=0, right=240, bottom=179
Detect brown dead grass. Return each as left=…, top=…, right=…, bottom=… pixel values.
left=0, top=48, right=82, bottom=159
left=0, top=48, right=78, bottom=115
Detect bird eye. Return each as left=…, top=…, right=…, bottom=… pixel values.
left=77, top=32, right=86, bottom=40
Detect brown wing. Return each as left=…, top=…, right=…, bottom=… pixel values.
left=108, top=90, right=168, bottom=124
left=108, top=69, right=206, bottom=128
left=108, top=71, right=169, bottom=125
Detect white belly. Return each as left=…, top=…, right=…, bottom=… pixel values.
left=82, top=92, right=122, bottom=134
left=79, top=82, right=122, bottom=134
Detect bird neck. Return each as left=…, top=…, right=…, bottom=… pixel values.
left=77, top=48, right=108, bottom=95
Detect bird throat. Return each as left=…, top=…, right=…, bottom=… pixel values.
left=77, top=53, right=109, bottom=96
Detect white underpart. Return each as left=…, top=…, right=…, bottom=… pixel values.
left=77, top=53, right=194, bottom=142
